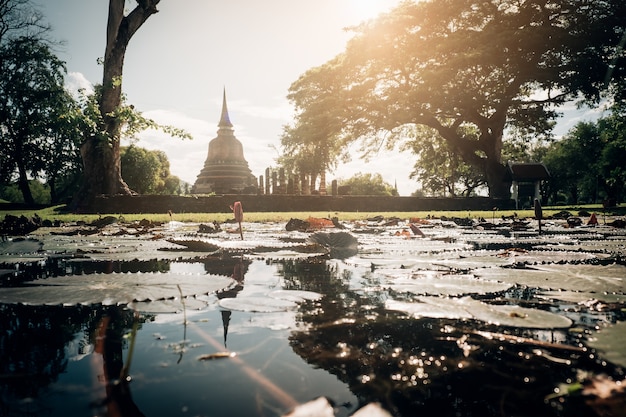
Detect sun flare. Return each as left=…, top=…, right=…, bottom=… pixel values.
left=348, top=0, right=399, bottom=22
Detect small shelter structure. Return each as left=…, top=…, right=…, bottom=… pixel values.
left=192, top=89, right=257, bottom=194
left=506, top=162, right=550, bottom=209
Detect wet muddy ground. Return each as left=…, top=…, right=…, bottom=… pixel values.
left=0, top=213, right=625, bottom=417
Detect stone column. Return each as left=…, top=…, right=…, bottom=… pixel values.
left=271, top=170, right=278, bottom=195
left=279, top=168, right=286, bottom=194
left=319, top=170, right=327, bottom=195
left=293, top=174, right=300, bottom=195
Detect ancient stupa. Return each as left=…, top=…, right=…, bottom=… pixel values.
left=192, top=89, right=257, bottom=194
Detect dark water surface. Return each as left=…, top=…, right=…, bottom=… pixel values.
left=1, top=219, right=625, bottom=416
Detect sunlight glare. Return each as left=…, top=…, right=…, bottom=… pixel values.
left=347, top=0, right=399, bottom=22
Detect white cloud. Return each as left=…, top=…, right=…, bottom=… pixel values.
left=130, top=109, right=280, bottom=187
left=127, top=105, right=420, bottom=195
left=64, top=72, right=94, bottom=98
left=553, top=104, right=607, bottom=137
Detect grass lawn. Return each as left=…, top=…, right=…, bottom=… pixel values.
left=0, top=203, right=621, bottom=224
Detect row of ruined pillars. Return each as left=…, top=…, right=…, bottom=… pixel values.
left=257, top=167, right=340, bottom=196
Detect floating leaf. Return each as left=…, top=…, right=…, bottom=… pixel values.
left=197, top=352, right=236, bottom=361
left=282, top=396, right=334, bottom=417
left=384, top=270, right=512, bottom=296
left=166, top=239, right=220, bottom=252
left=386, top=296, right=572, bottom=328
left=537, top=290, right=626, bottom=304
left=0, top=237, right=43, bottom=254
left=251, top=243, right=329, bottom=260
left=308, top=232, right=358, bottom=249
left=0, top=272, right=235, bottom=310
left=268, top=290, right=323, bottom=302
left=129, top=297, right=210, bottom=313
left=218, top=296, right=297, bottom=312
left=308, top=232, right=358, bottom=258
left=386, top=297, right=473, bottom=320
left=474, top=264, right=626, bottom=293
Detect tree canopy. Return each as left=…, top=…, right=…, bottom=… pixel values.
left=284, top=0, right=626, bottom=199
left=0, top=36, right=81, bottom=204
left=121, top=145, right=186, bottom=195
left=339, top=172, right=397, bottom=196
left=0, top=0, right=82, bottom=205
left=542, top=104, right=626, bottom=204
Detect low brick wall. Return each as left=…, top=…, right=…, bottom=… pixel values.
left=84, top=194, right=513, bottom=214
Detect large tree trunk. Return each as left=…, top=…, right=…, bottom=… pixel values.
left=482, top=128, right=511, bottom=200
left=73, top=0, right=159, bottom=209
left=17, top=161, right=34, bottom=205
left=484, top=159, right=511, bottom=200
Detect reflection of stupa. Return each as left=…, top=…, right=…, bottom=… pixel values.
left=192, top=89, right=257, bottom=194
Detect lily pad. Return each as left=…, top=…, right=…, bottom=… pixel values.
left=433, top=251, right=515, bottom=269
left=218, top=296, right=297, bottom=312
left=0, top=237, right=43, bottom=254
left=386, top=297, right=473, bottom=320
left=268, top=290, right=323, bottom=302
left=0, top=272, right=235, bottom=309
left=166, top=239, right=220, bottom=252
left=537, top=290, right=626, bottom=304
left=383, top=270, right=513, bottom=296
left=474, top=264, right=626, bottom=293
left=281, top=397, right=393, bottom=417
left=129, top=297, right=210, bottom=313
left=587, top=321, right=626, bottom=367
left=386, top=296, right=573, bottom=328
left=308, top=232, right=359, bottom=259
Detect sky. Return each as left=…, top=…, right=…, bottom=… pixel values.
left=38, top=0, right=603, bottom=196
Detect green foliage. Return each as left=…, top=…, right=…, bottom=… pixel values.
left=77, top=86, right=192, bottom=148
left=339, top=172, right=397, bottom=196
left=0, top=35, right=82, bottom=204
left=0, top=180, right=50, bottom=204
left=120, top=145, right=186, bottom=195
left=404, top=125, right=486, bottom=197
left=542, top=105, right=626, bottom=204
left=278, top=62, right=350, bottom=181
left=284, top=0, right=625, bottom=199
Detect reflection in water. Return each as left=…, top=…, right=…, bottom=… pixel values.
left=0, top=304, right=85, bottom=410
left=93, top=307, right=146, bottom=417
left=0, top=303, right=146, bottom=416
left=1, top=254, right=252, bottom=285
left=216, top=256, right=246, bottom=347
left=1, top=254, right=624, bottom=417
left=281, top=258, right=623, bottom=417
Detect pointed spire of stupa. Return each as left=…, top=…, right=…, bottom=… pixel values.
left=192, top=87, right=256, bottom=194
left=218, top=87, right=233, bottom=128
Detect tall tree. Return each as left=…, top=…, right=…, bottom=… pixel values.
left=288, top=0, right=625, bottom=199
left=75, top=0, right=160, bottom=206
left=0, top=36, right=75, bottom=204
left=280, top=63, right=349, bottom=193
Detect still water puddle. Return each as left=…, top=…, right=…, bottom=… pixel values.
left=1, top=218, right=626, bottom=416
